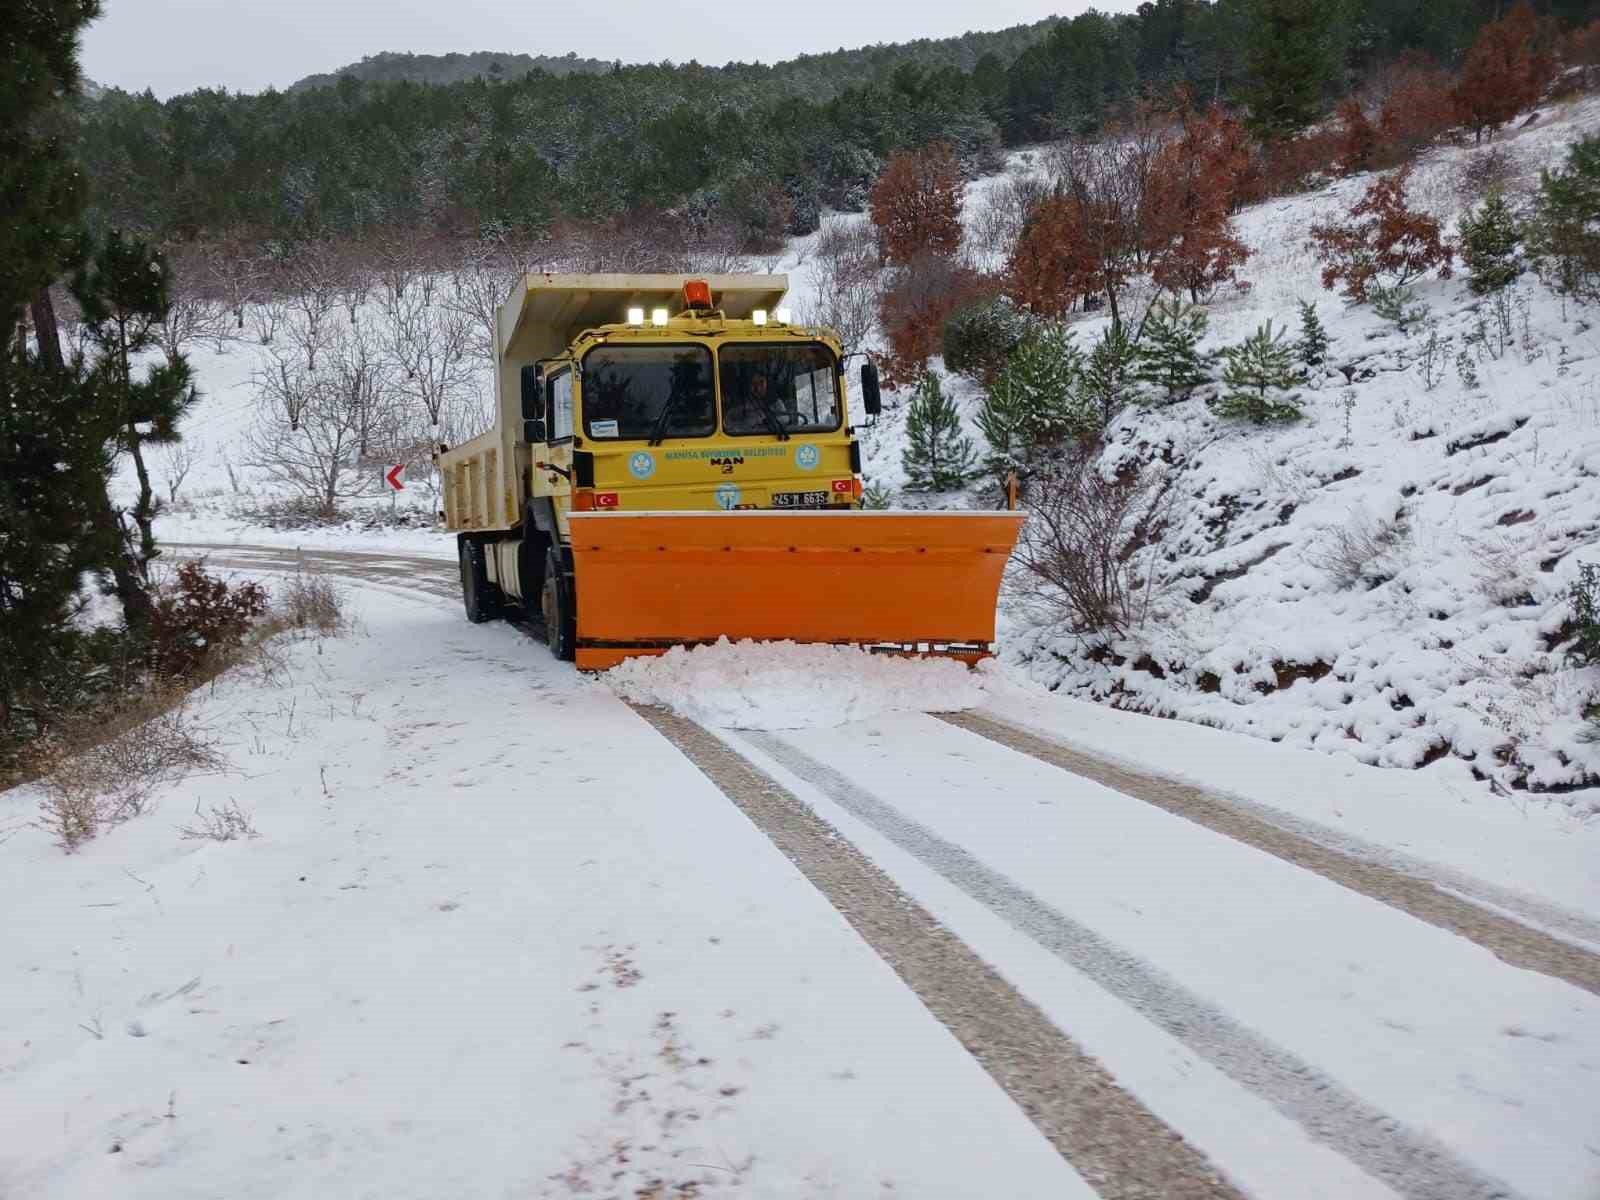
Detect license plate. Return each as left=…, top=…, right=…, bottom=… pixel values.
left=771, top=490, right=830, bottom=509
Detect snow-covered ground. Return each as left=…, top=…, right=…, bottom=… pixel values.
left=0, top=584, right=1089, bottom=1199
left=8, top=563, right=1597, bottom=1197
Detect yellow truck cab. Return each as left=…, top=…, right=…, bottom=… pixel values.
left=437, top=273, right=1020, bottom=669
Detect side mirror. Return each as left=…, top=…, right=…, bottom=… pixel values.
left=859, top=361, right=882, bottom=417
left=524, top=417, right=547, bottom=443
left=520, top=364, right=544, bottom=421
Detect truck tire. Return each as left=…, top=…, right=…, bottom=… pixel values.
left=541, top=545, right=576, bottom=661
left=458, top=535, right=502, bottom=624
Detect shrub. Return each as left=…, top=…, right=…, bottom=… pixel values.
left=1376, top=59, right=1459, bottom=161
left=1006, top=193, right=1093, bottom=319
left=1307, top=509, right=1410, bottom=590
left=868, top=143, right=964, bottom=265
left=34, top=695, right=220, bottom=852
left=1332, top=98, right=1380, bottom=176
left=179, top=797, right=259, bottom=842
left=1459, top=190, right=1524, bottom=294
left=1009, top=447, right=1165, bottom=637
left=877, top=252, right=985, bottom=387
left=902, top=373, right=977, bottom=491
left=942, top=295, right=1030, bottom=384
left=1528, top=135, right=1600, bottom=306
left=1371, top=285, right=1429, bottom=332
left=148, top=560, right=269, bottom=680
left=1134, top=299, right=1209, bottom=404
left=1309, top=167, right=1454, bottom=303
left=1296, top=300, right=1330, bottom=367
left=1214, top=322, right=1301, bottom=423
left=278, top=566, right=347, bottom=635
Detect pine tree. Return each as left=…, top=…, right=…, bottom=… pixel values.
left=72, top=231, right=201, bottom=627
left=1083, top=321, right=1140, bottom=426
left=975, top=373, right=1030, bottom=489
left=902, top=373, right=977, bottom=491
left=1214, top=322, right=1302, bottom=423
left=1, top=0, right=115, bottom=750
left=1529, top=135, right=1600, bottom=305
left=1134, top=300, right=1209, bottom=403
left=1242, top=0, right=1336, bottom=142
left=1296, top=300, right=1330, bottom=367
left=993, top=324, right=1092, bottom=442
left=1459, top=190, right=1523, bottom=295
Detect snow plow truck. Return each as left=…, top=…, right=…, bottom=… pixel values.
left=435, top=273, right=1023, bottom=670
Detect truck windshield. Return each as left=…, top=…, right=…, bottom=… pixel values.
left=720, top=344, right=842, bottom=436
left=581, top=344, right=715, bottom=441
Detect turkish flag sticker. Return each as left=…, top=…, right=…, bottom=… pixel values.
left=595, top=492, right=620, bottom=508
left=830, top=478, right=853, bottom=493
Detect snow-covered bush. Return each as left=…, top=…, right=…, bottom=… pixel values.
left=942, top=295, right=1029, bottom=383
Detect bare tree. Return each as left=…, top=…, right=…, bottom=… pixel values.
left=801, top=216, right=880, bottom=357
left=381, top=273, right=477, bottom=439
left=246, top=319, right=393, bottom=519
left=970, top=169, right=1052, bottom=266
left=448, top=235, right=529, bottom=365
left=156, top=290, right=228, bottom=359
left=204, top=238, right=266, bottom=333
left=159, top=439, right=203, bottom=505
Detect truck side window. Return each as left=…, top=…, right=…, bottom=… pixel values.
left=548, top=368, right=574, bottom=442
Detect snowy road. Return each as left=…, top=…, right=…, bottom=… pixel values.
left=5, top=543, right=1597, bottom=1199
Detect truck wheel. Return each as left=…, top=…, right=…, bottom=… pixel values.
left=458, top=536, right=501, bottom=624
left=541, top=545, right=576, bottom=661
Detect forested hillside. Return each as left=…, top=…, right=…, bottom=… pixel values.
left=287, top=50, right=614, bottom=92
left=75, top=0, right=1590, bottom=246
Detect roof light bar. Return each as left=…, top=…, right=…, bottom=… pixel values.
left=650, top=307, right=669, bottom=327
left=626, top=307, right=645, bottom=326
left=775, top=307, right=792, bottom=325
left=752, top=309, right=768, bottom=326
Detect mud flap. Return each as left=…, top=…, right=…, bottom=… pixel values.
left=567, top=511, right=1024, bottom=671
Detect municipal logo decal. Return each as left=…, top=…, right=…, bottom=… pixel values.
left=628, top=451, right=656, bottom=480
left=714, top=483, right=741, bottom=510
left=794, top=444, right=820, bottom=471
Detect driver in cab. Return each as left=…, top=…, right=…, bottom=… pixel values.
left=727, top=369, right=792, bottom=436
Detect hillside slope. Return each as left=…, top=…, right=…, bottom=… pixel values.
left=845, top=95, right=1600, bottom=805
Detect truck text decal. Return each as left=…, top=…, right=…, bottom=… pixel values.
left=665, top=446, right=786, bottom=462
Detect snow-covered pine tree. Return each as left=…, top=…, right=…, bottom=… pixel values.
left=1083, top=321, right=1140, bottom=427
left=1296, top=299, right=1330, bottom=367
left=975, top=372, right=1029, bottom=489
left=902, top=372, right=977, bottom=491
left=1214, top=321, right=1302, bottom=423
left=1459, top=189, right=1523, bottom=294
left=1134, top=299, right=1208, bottom=403
left=993, top=324, right=1090, bottom=442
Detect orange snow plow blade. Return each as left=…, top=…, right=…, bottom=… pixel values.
left=568, top=511, right=1024, bottom=671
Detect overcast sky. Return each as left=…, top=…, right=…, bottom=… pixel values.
left=81, top=1, right=1139, bottom=98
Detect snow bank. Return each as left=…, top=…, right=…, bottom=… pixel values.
left=603, top=638, right=987, bottom=729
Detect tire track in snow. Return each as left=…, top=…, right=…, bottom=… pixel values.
left=941, top=711, right=1600, bottom=997
left=740, top=729, right=1520, bottom=1200
left=629, top=704, right=1248, bottom=1200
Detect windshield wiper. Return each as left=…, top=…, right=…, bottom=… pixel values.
left=647, top=393, right=678, bottom=446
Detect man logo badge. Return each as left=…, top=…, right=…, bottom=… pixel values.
left=795, top=444, right=820, bottom=471
left=628, top=451, right=655, bottom=480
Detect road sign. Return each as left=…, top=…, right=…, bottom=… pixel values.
left=385, top=464, right=405, bottom=491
